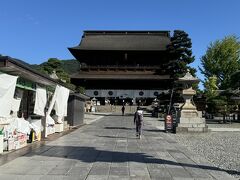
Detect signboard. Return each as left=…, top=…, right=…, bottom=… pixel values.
left=165, top=115, right=173, bottom=132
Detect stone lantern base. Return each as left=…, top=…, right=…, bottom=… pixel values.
left=176, top=109, right=208, bottom=133
left=176, top=87, right=208, bottom=133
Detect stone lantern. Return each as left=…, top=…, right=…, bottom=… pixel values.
left=176, top=70, right=208, bottom=132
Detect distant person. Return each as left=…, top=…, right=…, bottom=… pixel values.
left=121, top=105, right=125, bottom=116
left=134, top=107, right=144, bottom=139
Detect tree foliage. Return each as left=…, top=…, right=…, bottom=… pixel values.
left=76, top=86, right=86, bottom=94
left=199, top=35, right=240, bottom=90
left=204, top=75, right=218, bottom=99
left=206, top=96, right=228, bottom=115
left=167, top=30, right=195, bottom=78
left=42, top=58, right=61, bottom=74
left=31, top=58, right=79, bottom=91
left=61, top=60, right=80, bottom=74
left=229, top=70, right=240, bottom=89
left=39, top=58, right=70, bottom=83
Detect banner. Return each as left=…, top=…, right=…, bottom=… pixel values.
left=0, top=74, right=18, bottom=117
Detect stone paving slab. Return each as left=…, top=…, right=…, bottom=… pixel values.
left=0, top=113, right=237, bottom=179
left=209, top=127, right=240, bottom=131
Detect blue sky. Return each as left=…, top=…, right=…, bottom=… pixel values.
left=0, top=0, right=240, bottom=85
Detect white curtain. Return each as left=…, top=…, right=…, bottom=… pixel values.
left=46, top=85, right=69, bottom=125
left=54, top=86, right=70, bottom=117
left=11, top=98, right=21, bottom=112
left=0, top=74, right=18, bottom=117
left=34, top=85, right=47, bottom=116
left=46, top=85, right=59, bottom=125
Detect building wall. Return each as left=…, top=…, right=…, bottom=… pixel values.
left=86, top=89, right=169, bottom=98
left=94, top=105, right=148, bottom=114
left=67, top=95, right=85, bottom=126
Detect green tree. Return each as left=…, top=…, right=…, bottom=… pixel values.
left=60, top=60, right=80, bottom=74
left=204, top=75, right=218, bottom=99
left=41, top=58, right=70, bottom=83
left=76, top=86, right=85, bottom=94
left=229, top=70, right=240, bottom=89
left=31, top=58, right=81, bottom=91
left=167, top=30, right=195, bottom=78
left=199, top=35, right=240, bottom=90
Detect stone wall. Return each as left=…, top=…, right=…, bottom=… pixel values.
left=93, top=105, right=147, bottom=113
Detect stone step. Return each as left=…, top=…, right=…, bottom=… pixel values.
left=176, top=126, right=209, bottom=133
left=177, top=123, right=207, bottom=128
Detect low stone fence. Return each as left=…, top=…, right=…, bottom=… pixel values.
left=93, top=105, right=150, bottom=114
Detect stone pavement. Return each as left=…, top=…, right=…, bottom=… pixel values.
left=0, top=114, right=236, bottom=180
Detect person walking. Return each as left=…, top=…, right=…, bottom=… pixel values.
left=121, top=105, right=125, bottom=116
left=134, top=107, right=144, bottom=139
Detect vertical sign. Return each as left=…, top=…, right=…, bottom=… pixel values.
left=165, top=115, right=173, bottom=132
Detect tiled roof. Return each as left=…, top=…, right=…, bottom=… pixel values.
left=69, top=30, right=171, bottom=51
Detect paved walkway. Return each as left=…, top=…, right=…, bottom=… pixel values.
left=0, top=114, right=236, bottom=180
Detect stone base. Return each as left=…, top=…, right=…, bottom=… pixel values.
left=180, top=110, right=205, bottom=123
left=176, top=109, right=208, bottom=133
left=55, top=123, right=64, bottom=132
left=177, top=122, right=206, bottom=128
left=176, top=126, right=208, bottom=133
left=64, top=121, right=70, bottom=131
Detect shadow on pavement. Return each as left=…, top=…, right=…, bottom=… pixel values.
left=105, top=114, right=134, bottom=117
left=105, top=126, right=133, bottom=130
left=104, top=126, right=165, bottom=133
left=26, top=145, right=240, bottom=177
left=97, top=135, right=136, bottom=139
left=143, top=129, right=165, bottom=133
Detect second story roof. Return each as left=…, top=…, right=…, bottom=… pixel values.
left=69, top=30, right=171, bottom=54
